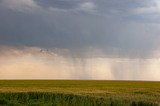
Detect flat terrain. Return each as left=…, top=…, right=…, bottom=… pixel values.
left=0, top=80, right=160, bottom=105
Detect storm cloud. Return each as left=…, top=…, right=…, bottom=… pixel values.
left=0, top=0, right=160, bottom=58
left=0, top=0, right=160, bottom=80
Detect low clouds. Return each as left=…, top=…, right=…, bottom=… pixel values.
left=134, top=0, right=160, bottom=14
left=33, top=0, right=97, bottom=13
left=0, top=0, right=40, bottom=12
left=78, top=1, right=96, bottom=12
left=131, top=0, right=160, bottom=22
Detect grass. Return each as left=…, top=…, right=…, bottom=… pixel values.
left=0, top=80, right=159, bottom=105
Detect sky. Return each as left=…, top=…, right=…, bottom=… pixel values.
left=0, top=0, right=160, bottom=80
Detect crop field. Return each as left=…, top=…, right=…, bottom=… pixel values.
left=0, top=80, right=160, bottom=106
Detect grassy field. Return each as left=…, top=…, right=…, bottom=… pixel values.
left=0, top=80, right=160, bottom=106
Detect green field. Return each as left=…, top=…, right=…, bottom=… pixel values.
left=0, top=80, right=160, bottom=106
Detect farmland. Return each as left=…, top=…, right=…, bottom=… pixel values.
left=0, top=80, right=160, bottom=105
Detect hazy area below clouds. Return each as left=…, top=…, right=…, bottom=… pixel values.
left=0, top=46, right=160, bottom=81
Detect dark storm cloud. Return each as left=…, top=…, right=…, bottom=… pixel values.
left=0, top=0, right=160, bottom=58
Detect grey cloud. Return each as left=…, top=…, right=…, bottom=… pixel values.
left=0, top=0, right=160, bottom=58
